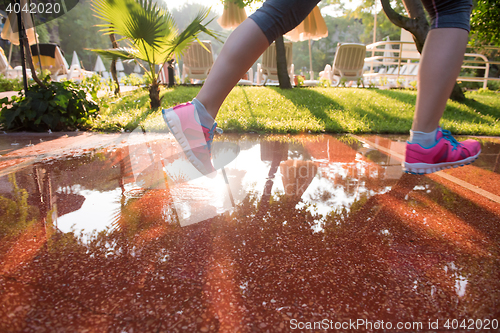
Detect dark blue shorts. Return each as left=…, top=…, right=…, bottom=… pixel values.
left=412, top=0, right=472, bottom=31
left=248, top=0, right=321, bottom=44
left=249, top=0, right=473, bottom=45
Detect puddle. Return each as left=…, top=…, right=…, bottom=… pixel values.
left=1, top=132, right=499, bottom=331
left=0, top=134, right=406, bottom=234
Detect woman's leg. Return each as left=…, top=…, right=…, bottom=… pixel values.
left=404, top=0, right=481, bottom=174
left=195, top=19, right=269, bottom=119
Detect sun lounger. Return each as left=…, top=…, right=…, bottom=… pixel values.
left=182, top=41, right=214, bottom=83
left=256, top=41, right=294, bottom=85
left=330, top=43, right=366, bottom=87
left=30, top=44, right=69, bottom=80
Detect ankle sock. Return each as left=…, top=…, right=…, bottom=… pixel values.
left=191, top=98, right=215, bottom=129
left=409, top=128, right=438, bottom=148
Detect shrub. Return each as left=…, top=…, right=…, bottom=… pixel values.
left=487, top=80, right=500, bottom=91
left=0, top=174, right=39, bottom=238
left=319, top=77, right=331, bottom=87
left=476, top=88, right=488, bottom=94
left=0, top=79, right=99, bottom=131
left=121, top=73, right=142, bottom=86
left=80, top=74, right=106, bottom=100
left=459, top=81, right=482, bottom=90
left=295, top=75, right=305, bottom=87
left=0, top=75, right=23, bottom=92
left=459, top=80, right=500, bottom=91
left=142, top=72, right=153, bottom=86
left=378, top=76, right=388, bottom=87
left=106, top=77, right=117, bottom=93
left=367, top=80, right=377, bottom=88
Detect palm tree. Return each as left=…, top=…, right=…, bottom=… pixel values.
left=91, top=0, right=220, bottom=109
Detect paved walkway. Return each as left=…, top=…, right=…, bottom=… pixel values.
left=0, top=90, right=19, bottom=101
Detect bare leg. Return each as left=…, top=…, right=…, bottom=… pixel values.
left=195, top=19, right=269, bottom=119
left=412, top=28, right=469, bottom=132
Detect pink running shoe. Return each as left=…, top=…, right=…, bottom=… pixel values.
left=404, top=128, right=481, bottom=174
left=162, top=102, right=221, bottom=176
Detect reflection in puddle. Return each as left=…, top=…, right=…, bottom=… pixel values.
left=56, top=187, right=123, bottom=239
left=444, top=262, right=469, bottom=298
left=0, top=133, right=490, bottom=235
left=0, top=134, right=405, bottom=238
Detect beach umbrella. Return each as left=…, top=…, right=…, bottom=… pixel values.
left=1, top=0, right=38, bottom=90
left=133, top=62, right=141, bottom=73
left=0, top=2, right=37, bottom=46
left=71, top=51, right=81, bottom=68
left=56, top=193, right=86, bottom=217
left=116, top=58, right=125, bottom=71
left=94, top=56, right=106, bottom=73
left=259, top=140, right=289, bottom=213
left=217, top=1, right=247, bottom=30
left=285, top=5, right=328, bottom=79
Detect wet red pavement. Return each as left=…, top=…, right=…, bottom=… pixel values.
left=0, top=131, right=499, bottom=332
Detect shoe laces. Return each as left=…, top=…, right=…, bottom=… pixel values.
left=205, top=122, right=223, bottom=150
left=441, top=129, right=460, bottom=150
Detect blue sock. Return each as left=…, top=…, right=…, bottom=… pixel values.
left=191, top=98, right=215, bottom=129
left=409, top=128, right=438, bottom=148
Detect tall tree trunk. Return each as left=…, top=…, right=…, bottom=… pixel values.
left=380, top=0, right=465, bottom=101
left=275, top=36, right=292, bottom=89
left=22, top=39, right=46, bottom=89
left=16, top=6, right=45, bottom=90
left=110, top=33, right=120, bottom=95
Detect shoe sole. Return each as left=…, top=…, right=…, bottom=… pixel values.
left=162, top=108, right=215, bottom=177
left=403, top=150, right=481, bottom=175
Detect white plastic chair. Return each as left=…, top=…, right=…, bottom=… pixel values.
left=182, top=41, right=214, bottom=83
left=256, top=41, right=294, bottom=86
left=330, top=43, right=366, bottom=87
left=0, top=48, right=11, bottom=77
left=30, top=44, right=69, bottom=80
left=237, top=67, right=254, bottom=86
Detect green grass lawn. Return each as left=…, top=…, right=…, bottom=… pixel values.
left=93, top=86, right=500, bottom=135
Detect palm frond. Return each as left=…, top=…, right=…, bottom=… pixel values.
left=92, top=0, right=175, bottom=50
left=163, top=8, right=223, bottom=63
left=90, top=47, right=138, bottom=61
left=91, top=0, right=222, bottom=68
